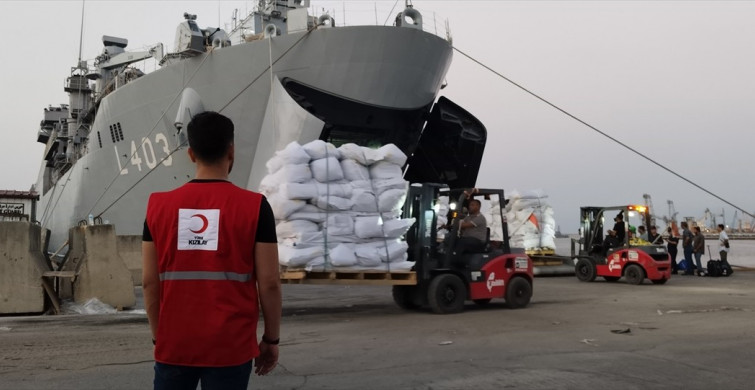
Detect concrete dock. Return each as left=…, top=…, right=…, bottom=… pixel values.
left=1, top=271, right=754, bottom=389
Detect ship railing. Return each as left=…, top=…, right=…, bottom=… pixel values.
left=226, top=5, right=452, bottom=44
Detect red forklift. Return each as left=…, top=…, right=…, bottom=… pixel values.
left=573, top=205, right=671, bottom=285
left=393, top=184, right=534, bottom=314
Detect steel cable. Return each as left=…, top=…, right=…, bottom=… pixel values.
left=452, top=46, right=755, bottom=220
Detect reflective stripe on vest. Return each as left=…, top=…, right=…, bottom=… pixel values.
left=159, top=271, right=252, bottom=282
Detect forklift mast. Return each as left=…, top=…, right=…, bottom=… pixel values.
left=402, top=183, right=442, bottom=281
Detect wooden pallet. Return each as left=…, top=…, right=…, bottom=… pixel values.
left=526, top=248, right=556, bottom=256
left=280, top=268, right=417, bottom=286
left=528, top=254, right=571, bottom=267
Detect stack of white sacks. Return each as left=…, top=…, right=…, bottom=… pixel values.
left=260, top=140, right=416, bottom=271
left=504, top=190, right=557, bottom=251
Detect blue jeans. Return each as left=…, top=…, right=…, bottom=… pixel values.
left=683, top=247, right=694, bottom=273
left=694, top=252, right=704, bottom=274
left=154, top=360, right=253, bottom=390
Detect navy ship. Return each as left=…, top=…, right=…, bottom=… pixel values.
left=34, top=0, right=487, bottom=251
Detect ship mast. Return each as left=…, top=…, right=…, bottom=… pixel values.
left=77, top=1, right=85, bottom=68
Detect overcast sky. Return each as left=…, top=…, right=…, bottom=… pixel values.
left=1, top=1, right=754, bottom=233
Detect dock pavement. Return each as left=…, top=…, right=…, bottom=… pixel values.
left=2, top=270, right=755, bottom=389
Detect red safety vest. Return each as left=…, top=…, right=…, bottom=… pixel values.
left=146, top=181, right=263, bottom=367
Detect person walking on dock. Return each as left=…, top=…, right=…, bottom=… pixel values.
left=142, top=111, right=281, bottom=389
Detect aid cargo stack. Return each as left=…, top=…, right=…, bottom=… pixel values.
left=260, top=140, right=416, bottom=284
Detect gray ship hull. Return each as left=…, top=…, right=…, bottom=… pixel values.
left=37, top=26, right=453, bottom=250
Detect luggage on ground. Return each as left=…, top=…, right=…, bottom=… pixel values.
left=707, top=260, right=722, bottom=277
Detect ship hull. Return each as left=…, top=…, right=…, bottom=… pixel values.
left=37, top=26, right=453, bottom=249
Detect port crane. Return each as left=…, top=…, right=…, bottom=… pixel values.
left=666, top=200, right=678, bottom=224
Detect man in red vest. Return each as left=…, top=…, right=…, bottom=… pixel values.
left=142, top=111, right=281, bottom=389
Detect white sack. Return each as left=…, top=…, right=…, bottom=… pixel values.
left=338, top=143, right=367, bottom=165
left=305, top=256, right=325, bottom=271
left=382, top=218, right=415, bottom=239
left=375, top=240, right=409, bottom=262
left=265, top=142, right=311, bottom=174
left=260, top=164, right=312, bottom=193
left=372, top=177, right=407, bottom=195
left=276, top=219, right=319, bottom=238
left=511, top=198, right=547, bottom=211
left=341, top=159, right=371, bottom=181
left=267, top=195, right=306, bottom=219
left=278, top=182, right=318, bottom=200
left=311, top=157, right=344, bottom=182
left=325, top=214, right=355, bottom=236
left=351, top=180, right=372, bottom=191
left=302, top=139, right=341, bottom=160
left=313, top=195, right=354, bottom=211
left=278, top=245, right=323, bottom=267
left=377, top=144, right=407, bottom=166
left=352, top=189, right=378, bottom=212
left=354, top=216, right=384, bottom=239
left=315, top=182, right=353, bottom=198
left=355, top=243, right=382, bottom=267
left=287, top=210, right=328, bottom=223
left=369, top=161, right=403, bottom=180
left=378, top=188, right=407, bottom=212
left=540, top=236, right=556, bottom=249
left=523, top=236, right=542, bottom=250
left=362, top=147, right=381, bottom=165
left=329, top=243, right=357, bottom=266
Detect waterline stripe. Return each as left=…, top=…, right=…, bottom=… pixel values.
left=160, top=271, right=251, bottom=282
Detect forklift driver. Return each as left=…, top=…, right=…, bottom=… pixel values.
left=452, top=199, right=488, bottom=255
left=603, top=212, right=626, bottom=253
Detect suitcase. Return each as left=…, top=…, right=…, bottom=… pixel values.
left=707, top=260, right=722, bottom=277
left=706, top=245, right=734, bottom=277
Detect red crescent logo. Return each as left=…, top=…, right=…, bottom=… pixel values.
left=190, top=214, right=209, bottom=234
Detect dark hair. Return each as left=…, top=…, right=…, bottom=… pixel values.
left=693, top=226, right=701, bottom=232
left=187, top=111, right=234, bottom=163
left=681, top=221, right=688, bottom=228
left=650, top=225, right=657, bottom=230
left=469, top=199, right=481, bottom=207
left=718, top=224, right=725, bottom=230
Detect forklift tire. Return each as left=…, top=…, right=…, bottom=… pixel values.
left=575, top=259, right=597, bottom=282
left=392, top=285, right=421, bottom=310
left=603, top=276, right=620, bottom=282
left=624, top=264, right=645, bottom=285
left=428, top=274, right=466, bottom=314
left=505, top=277, right=532, bottom=309
left=473, top=299, right=492, bottom=306
left=651, top=278, right=668, bottom=285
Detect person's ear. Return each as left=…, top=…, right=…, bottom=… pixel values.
left=188, top=148, right=197, bottom=163
left=227, top=143, right=235, bottom=173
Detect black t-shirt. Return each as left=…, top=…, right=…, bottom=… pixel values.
left=647, top=233, right=662, bottom=245
left=613, top=221, right=625, bottom=241
left=142, top=180, right=277, bottom=243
